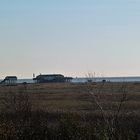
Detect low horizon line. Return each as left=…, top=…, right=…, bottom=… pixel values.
left=3, top=75, right=140, bottom=79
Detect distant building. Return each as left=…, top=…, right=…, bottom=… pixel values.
left=33, top=74, right=73, bottom=83
left=0, top=76, right=17, bottom=86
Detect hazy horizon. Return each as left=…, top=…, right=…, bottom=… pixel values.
left=1, top=0, right=140, bottom=78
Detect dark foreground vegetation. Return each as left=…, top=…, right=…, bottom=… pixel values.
left=0, top=111, right=140, bottom=140
left=0, top=83, right=140, bottom=140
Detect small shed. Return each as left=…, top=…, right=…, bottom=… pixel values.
left=1, top=76, right=17, bottom=86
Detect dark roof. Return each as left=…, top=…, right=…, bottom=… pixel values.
left=38, top=74, right=64, bottom=76
left=5, top=76, right=17, bottom=80
left=33, top=74, right=64, bottom=80
left=37, top=74, right=64, bottom=78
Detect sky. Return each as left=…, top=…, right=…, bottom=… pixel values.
left=0, top=0, right=140, bottom=78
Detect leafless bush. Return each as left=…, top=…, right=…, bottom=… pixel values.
left=85, top=74, right=129, bottom=139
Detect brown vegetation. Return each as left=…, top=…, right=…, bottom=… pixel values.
left=0, top=82, right=140, bottom=139
left=0, top=82, right=140, bottom=113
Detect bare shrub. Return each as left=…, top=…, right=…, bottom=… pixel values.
left=84, top=74, right=129, bottom=139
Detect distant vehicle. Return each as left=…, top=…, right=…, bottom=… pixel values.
left=102, top=79, right=106, bottom=83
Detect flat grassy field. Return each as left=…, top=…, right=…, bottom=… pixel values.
left=0, top=82, right=140, bottom=114
left=0, top=82, right=140, bottom=140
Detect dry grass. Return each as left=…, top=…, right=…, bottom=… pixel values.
left=0, top=82, right=140, bottom=114
left=0, top=83, right=140, bottom=139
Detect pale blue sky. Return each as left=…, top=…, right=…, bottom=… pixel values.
left=0, top=0, right=140, bottom=78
